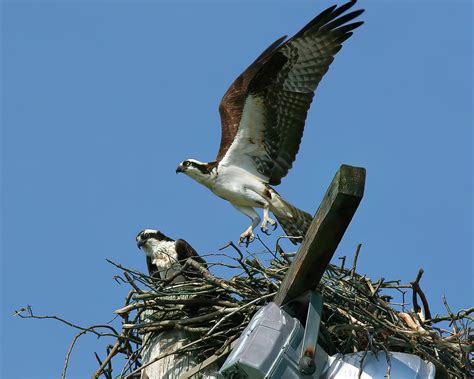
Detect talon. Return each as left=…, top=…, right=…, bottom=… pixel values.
left=261, top=216, right=276, bottom=236
left=238, top=237, right=253, bottom=247
left=239, top=229, right=255, bottom=247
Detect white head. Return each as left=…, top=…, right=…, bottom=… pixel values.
left=176, top=159, right=217, bottom=185
left=136, top=229, right=173, bottom=257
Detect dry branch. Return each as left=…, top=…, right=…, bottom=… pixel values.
left=14, top=243, right=473, bottom=378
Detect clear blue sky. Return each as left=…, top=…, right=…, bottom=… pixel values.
left=1, top=1, right=472, bottom=378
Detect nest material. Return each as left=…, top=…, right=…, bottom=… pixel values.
left=16, top=240, right=472, bottom=378
left=108, top=241, right=472, bottom=378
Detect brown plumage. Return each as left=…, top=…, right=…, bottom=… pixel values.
left=217, top=0, right=363, bottom=185
left=217, top=36, right=287, bottom=162
left=177, top=1, right=364, bottom=245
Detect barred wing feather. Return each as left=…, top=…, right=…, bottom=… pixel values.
left=217, top=1, right=364, bottom=185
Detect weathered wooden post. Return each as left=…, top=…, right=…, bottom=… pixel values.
left=274, top=164, right=366, bottom=305
left=138, top=289, right=219, bottom=379
left=140, top=328, right=209, bottom=379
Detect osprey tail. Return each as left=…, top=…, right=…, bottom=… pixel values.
left=270, top=192, right=313, bottom=244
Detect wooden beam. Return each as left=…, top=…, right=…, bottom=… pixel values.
left=274, top=164, right=366, bottom=306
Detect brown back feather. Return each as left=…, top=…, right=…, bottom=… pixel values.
left=216, top=1, right=364, bottom=185
left=216, top=36, right=287, bottom=162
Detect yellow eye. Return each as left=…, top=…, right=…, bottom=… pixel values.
left=184, top=161, right=190, bottom=167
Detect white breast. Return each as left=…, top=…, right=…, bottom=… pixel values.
left=143, top=240, right=184, bottom=281
left=211, top=165, right=269, bottom=208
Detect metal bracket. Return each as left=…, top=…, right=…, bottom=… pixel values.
left=282, top=290, right=323, bottom=376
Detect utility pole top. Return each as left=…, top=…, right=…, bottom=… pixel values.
left=274, top=165, right=366, bottom=306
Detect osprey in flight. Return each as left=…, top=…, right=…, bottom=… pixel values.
left=176, top=1, right=364, bottom=245
left=136, top=229, right=207, bottom=282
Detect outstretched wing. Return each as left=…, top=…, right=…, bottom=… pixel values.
left=216, top=36, right=287, bottom=162
left=217, top=1, right=363, bottom=185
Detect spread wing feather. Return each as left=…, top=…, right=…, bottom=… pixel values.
left=217, top=36, right=287, bottom=162
left=217, top=1, right=364, bottom=185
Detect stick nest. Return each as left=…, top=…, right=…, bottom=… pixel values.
left=16, top=240, right=473, bottom=378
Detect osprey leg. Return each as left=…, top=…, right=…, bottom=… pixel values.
left=261, top=205, right=277, bottom=235
left=232, top=205, right=261, bottom=246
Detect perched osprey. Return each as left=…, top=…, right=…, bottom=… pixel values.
left=136, top=229, right=207, bottom=282
left=176, top=1, right=364, bottom=245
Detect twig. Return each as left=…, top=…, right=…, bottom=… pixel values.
left=15, top=243, right=472, bottom=378
left=410, top=268, right=432, bottom=320
left=14, top=306, right=126, bottom=340
left=220, top=241, right=256, bottom=280
left=93, top=340, right=121, bottom=379
left=205, top=292, right=275, bottom=336
left=426, top=307, right=474, bottom=323
left=186, top=259, right=246, bottom=296
left=61, top=330, right=87, bottom=379
left=350, top=244, right=362, bottom=277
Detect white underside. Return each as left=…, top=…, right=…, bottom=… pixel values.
left=142, top=240, right=185, bottom=281
left=191, top=164, right=284, bottom=242
left=211, top=165, right=269, bottom=208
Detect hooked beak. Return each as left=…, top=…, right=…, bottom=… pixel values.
left=137, top=240, right=144, bottom=249
left=176, top=165, right=185, bottom=174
